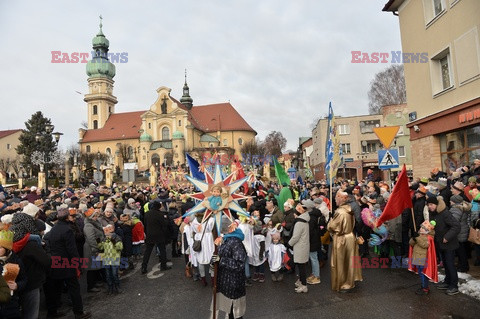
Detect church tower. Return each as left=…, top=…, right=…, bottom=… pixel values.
left=84, top=16, right=118, bottom=130
left=180, top=69, right=193, bottom=109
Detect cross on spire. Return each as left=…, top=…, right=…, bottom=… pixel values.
left=99, top=15, right=103, bottom=31
left=184, top=68, right=187, bottom=84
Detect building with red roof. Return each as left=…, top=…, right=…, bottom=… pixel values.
left=79, top=22, right=256, bottom=171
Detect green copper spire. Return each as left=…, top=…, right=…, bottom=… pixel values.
left=86, top=15, right=116, bottom=79
left=180, top=69, right=193, bottom=109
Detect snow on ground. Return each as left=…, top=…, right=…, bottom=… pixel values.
left=436, top=272, right=480, bottom=300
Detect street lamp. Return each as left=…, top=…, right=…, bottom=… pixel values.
left=31, top=124, right=63, bottom=192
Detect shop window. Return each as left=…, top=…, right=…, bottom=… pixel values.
left=440, top=127, right=480, bottom=174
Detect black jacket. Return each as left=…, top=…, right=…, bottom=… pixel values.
left=308, top=208, right=322, bottom=252
left=15, top=239, right=51, bottom=291
left=44, top=220, right=79, bottom=279
left=412, top=196, right=426, bottom=233
left=144, top=209, right=169, bottom=244
left=0, top=252, right=27, bottom=318
left=430, top=207, right=460, bottom=251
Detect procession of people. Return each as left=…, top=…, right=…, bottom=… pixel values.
left=0, top=159, right=479, bottom=318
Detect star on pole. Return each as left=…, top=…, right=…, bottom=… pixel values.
left=182, top=163, right=250, bottom=233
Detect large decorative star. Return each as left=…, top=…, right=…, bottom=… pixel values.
left=182, top=163, right=250, bottom=233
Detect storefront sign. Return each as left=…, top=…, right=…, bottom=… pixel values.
left=458, top=108, right=480, bottom=123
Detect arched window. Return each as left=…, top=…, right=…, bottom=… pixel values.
left=93, top=105, right=98, bottom=115
left=106, top=148, right=111, bottom=156
left=223, top=139, right=228, bottom=146
left=238, top=138, right=243, bottom=145
left=86, top=145, right=91, bottom=153
left=93, top=120, right=98, bottom=129
left=162, top=127, right=170, bottom=140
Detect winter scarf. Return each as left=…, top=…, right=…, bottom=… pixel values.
left=223, top=228, right=245, bottom=241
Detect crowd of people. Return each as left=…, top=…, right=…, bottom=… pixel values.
left=0, top=159, right=479, bottom=318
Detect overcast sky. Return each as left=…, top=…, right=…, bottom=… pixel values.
left=0, top=0, right=401, bottom=152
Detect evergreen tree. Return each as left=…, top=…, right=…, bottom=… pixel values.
left=16, top=111, right=57, bottom=176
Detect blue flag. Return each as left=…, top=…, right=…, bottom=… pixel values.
left=186, top=153, right=205, bottom=181
left=324, top=102, right=343, bottom=183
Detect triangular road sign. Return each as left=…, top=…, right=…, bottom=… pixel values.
left=379, top=150, right=398, bottom=167
left=373, top=126, right=400, bottom=148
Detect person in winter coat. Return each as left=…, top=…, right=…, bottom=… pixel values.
left=211, top=216, right=247, bottom=319
left=427, top=196, right=460, bottom=296
left=98, top=224, right=124, bottom=295
left=282, top=200, right=296, bottom=242
left=167, top=202, right=181, bottom=257
left=82, top=208, right=105, bottom=293
left=131, top=217, right=145, bottom=260
left=412, top=186, right=427, bottom=234
left=43, top=208, right=91, bottom=319
left=0, top=229, right=27, bottom=319
left=449, top=195, right=470, bottom=273
left=141, top=201, right=171, bottom=274
left=303, top=199, right=321, bottom=285
left=10, top=212, right=51, bottom=319
left=288, top=203, right=310, bottom=293
left=327, top=191, right=362, bottom=293
left=118, top=214, right=134, bottom=270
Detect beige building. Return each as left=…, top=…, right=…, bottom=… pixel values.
left=310, top=104, right=411, bottom=181
left=0, top=129, right=22, bottom=177
left=383, top=0, right=480, bottom=178
left=78, top=22, right=256, bottom=172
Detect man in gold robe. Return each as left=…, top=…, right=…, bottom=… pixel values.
left=327, top=191, right=363, bottom=292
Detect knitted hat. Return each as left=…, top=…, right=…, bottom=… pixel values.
left=22, top=203, right=39, bottom=218
left=426, top=196, right=438, bottom=205
left=10, top=213, right=38, bottom=242
left=451, top=181, right=465, bottom=192
left=450, top=194, right=463, bottom=204
left=0, top=230, right=14, bottom=250
left=468, top=176, right=477, bottom=183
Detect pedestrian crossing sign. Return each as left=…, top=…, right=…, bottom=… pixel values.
left=378, top=149, right=399, bottom=170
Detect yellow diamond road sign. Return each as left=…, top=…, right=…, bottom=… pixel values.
left=373, top=126, right=400, bottom=148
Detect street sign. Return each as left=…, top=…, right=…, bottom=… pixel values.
left=378, top=149, right=399, bottom=170
left=373, top=126, right=400, bottom=148
left=344, top=158, right=354, bottom=162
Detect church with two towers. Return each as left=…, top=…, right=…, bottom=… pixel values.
left=78, top=20, right=256, bottom=172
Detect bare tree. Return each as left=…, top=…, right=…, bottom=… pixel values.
left=0, top=158, right=11, bottom=175
left=10, top=157, right=22, bottom=179
left=368, top=64, right=407, bottom=114
left=117, top=143, right=130, bottom=164
left=263, top=131, right=287, bottom=158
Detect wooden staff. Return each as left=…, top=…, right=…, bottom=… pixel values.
left=410, top=207, right=417, bottom=233
left=212, top=224, right=218, bottom=319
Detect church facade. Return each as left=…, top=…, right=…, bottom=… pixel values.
left=78, top=21, right=256, bottom=172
